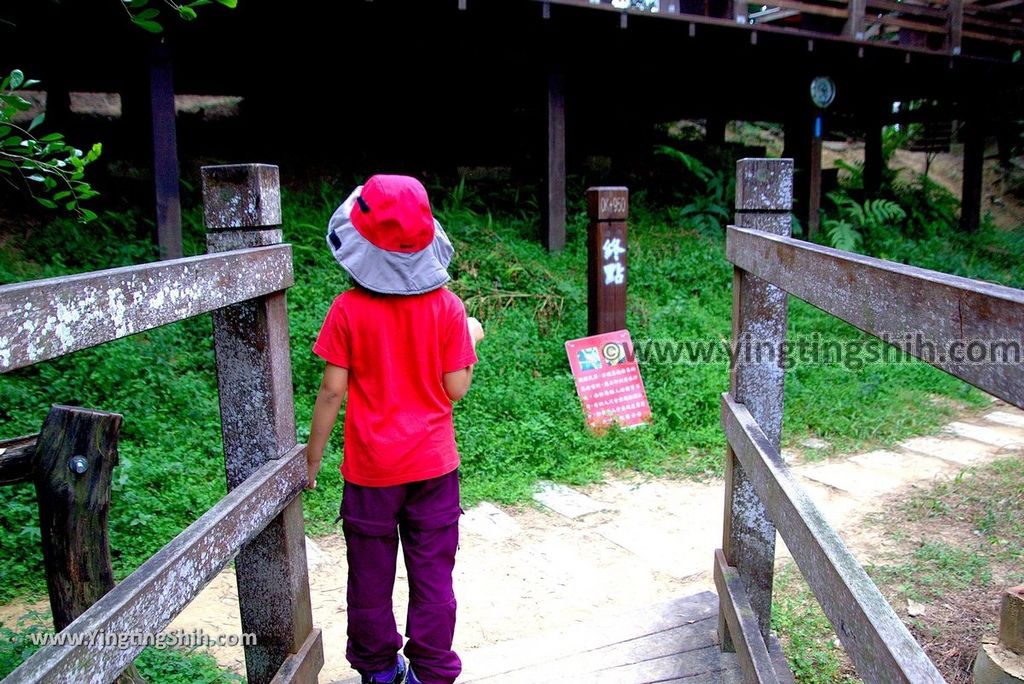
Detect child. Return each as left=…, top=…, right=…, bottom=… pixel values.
left=306, top=175, right=483, bottom=684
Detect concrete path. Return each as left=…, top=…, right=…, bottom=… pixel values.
left=7, top=401, right=1017, bottom=682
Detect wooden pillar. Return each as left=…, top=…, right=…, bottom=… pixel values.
left=844, top=0, right=866, bottom=39
left=808, top=115, right=823, bottom=240
left=34, top=406, right=145, bottom=684
left=719, top=159, right=791, bottom=649
left=947, top=0, right=964, bottom=54
left=864, top=119, right=884, bottom=196
left=783, top=115, right=811, bottom=235
left=543, top=65, right=567, bottom=252
left=586, top=187, right=629, bottom=335
left=706, top=117, right=727, bottom=146
left=150, top=41, right=183, bottom=260
left=961, top=119, right=984, bottom=233
left=202, top=164, right=318, bottom=684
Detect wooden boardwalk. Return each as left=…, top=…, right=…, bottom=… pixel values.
left=338, top=592, right=792, bottom=684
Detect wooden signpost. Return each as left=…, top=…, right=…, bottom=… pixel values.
left=587, top=186, right=629, bottom=336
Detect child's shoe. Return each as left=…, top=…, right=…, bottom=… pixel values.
left=359, top=655, right=408, bottom=684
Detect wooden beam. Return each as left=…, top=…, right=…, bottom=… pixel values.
left=864, top=120, right=884, bottom=195
left=726, top=225, right=1024, bottom=410
left=202, top=163, right=316, bottom=684
left=150, top=41, right=182, bottom=260
left=845, top=0, right=867, bottom=37
left=808, top=117, right=823, bottom=240
left=0, top=245, right=294, bottom=373
left=543, top=66, right=567, bottom=252
left=720, top=159, right=792, bottom=650
left=721, top=394, right=945, bottom=683
left=961, top=119, right=984, bottom=233
left=33, top=406, right=145, bottom=684
left=269, top=629, right=325, bottom=684
left=5, top=444, right=307, bottom=683
left=714, top=549, right=782, bottom=684
left=0, top=433, right=37, bottom=485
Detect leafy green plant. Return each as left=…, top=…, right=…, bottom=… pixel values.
left=122, top=0, right=239, bottom=32
left=821, top=193, right=906, bottom=251
left=0, top=70, right=102, bottom=222
left=654, top=145, right=731, bottom=236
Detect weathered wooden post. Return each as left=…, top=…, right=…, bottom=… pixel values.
left=586, top=186, right=629, bottom=335
left=543, top=64, right=567, bottom=252
left=202, top=164, right=320, bottom=684
left=34, top=405, right=145, bottom=684
left=719, top=159, right=792, bottom=650
left=975, top=586, right=1024, bottom=683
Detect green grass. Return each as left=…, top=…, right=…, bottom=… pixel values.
left=0, top=172, right=1015, bottom=606
left=0, top=611, right=243, bottom=682
left=771, top=565, right=857, bottom=684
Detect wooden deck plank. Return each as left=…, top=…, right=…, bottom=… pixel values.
left=455, top=591, right=793, bottom=684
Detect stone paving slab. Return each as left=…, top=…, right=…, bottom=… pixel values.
left=461, top=502, right=520, bottom=541
left=943, top=421, right=1024, bottom=449
left=899, top=435, right=1003, bottom=465
left=533, top=480, right=610, bottom=518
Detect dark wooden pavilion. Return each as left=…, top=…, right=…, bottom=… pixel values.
left=3, top=0, right=1023, bottom=252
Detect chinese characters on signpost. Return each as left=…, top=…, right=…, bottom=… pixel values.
left=566, top=329, right=653, bottom=431
left=587, top=187, right=628, bottom=335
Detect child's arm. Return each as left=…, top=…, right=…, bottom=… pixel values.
left=443, top=317, right=484, bottom=402
left=306, top=363, right=349, bottom=490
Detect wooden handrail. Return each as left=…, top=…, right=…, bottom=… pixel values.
left=4, top=444, right=308, bottom=684
left=0, top=244, right=294, bottom=374
left=726, top=225, right=1024, bottom=410
left=721, top=394, right=946, bottom=683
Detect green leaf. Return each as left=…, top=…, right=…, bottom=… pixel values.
left=39, top=132, right=63, bottom=142
left=79, top=208, right=98, bottom=222
left=28, top=113, right=44, bottom=132
left=216, top=0, right=238, bottom=7
left=178, top=6, right=198, bottom=19
left=0, top=126, right=9, bottom=137
left=35, top=197, right=57, bottom=209
left=134, top=18, right=164, bottom=32
left=8, top=70, right=24, bottom=89
left=53, top=190, right=72, bottom=201
left=25, top=174, right=44, bottom=183
left=23, top=79, right=40, bottom=88
left=136, top=7, right=159, bottom=19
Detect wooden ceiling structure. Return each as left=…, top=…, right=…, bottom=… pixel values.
left=2, top=0, right=1023, bottom=250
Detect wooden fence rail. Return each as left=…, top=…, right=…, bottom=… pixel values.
left=0, top=245, right=293, bottom=373
left=726, top=224, right=1024, bottom=408
left=1, top=163, right=319, bottom=684
left=4, top=444, right=308, bottom=684
left=710, top=157, right=1024, bottom=684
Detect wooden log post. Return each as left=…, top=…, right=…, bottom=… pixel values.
left=202, top=164, right=319, bottom=684
left=864, top=119, right=884, bottom=197
left=586, top=187, right=629, bottom=335
left=150, top=40, right=183, bottom=261
left=947, top=0, right=964, bottom=54
left=844, top=0, right=866, bottom=39
left=543, top=64, right=567, bottom=252
left=34, top=405, right=145, bottom=684
left=961, top=119, right=985, bottom=233
left=719, top=159, right=792, bottom=650
left=1002, top=586, right=1024, bottom=655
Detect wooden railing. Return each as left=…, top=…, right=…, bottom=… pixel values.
left=716, top=158, right=1024, bottom=683
left=539, top=0, right=1023, bottom=56
left=0, top=164, right=321, bottom=684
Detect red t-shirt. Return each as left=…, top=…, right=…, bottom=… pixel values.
left=313, top=287, right=477, bottom=487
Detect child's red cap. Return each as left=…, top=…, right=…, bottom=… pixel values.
left=350, top=175, right=435, bottom=253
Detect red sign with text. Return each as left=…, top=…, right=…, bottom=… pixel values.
left=565, top=329, right=652, bottom=431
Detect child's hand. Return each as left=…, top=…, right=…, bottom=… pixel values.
left=467, top=317, right=485, bottom=346
left=306, top=457, right=320, bottom=491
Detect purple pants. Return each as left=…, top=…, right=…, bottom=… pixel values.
left=341, top=469, right=461, bottom=684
